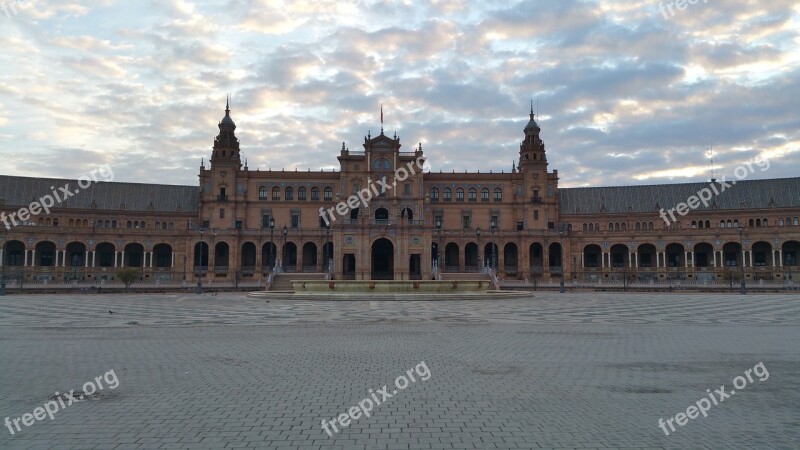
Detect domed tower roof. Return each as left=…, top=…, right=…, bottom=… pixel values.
left=524, top=101, right=539, bottom=133
left=219, top=95, right=236, bottom=130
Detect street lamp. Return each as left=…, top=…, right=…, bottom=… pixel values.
left=282, top=225, right=288, bottom=272
left=0, top=229, right=6, bottom=296
left=435, top=219, right=442, bottom=276
left=738, top=226, right=746, bottom=295
left=323, top=220, right=331, bottom=276
left=558, top=230, right=565, bottom=293
left=490, top=218, right=497, bottom=271
left=476, top=227, right=482, bottom=272
left=558, top=224, right=566, bottom=293
left=197, top=228, right=205, bottom=294
left=183, top=255, right=187, bottom=281
left=269, top=218, right=275, bottom=272
left=71, top=253, right=79, bottom=281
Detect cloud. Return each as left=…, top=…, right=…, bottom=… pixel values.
left=0, top=0, right=797, bottom=188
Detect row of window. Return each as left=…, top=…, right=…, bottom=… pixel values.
left=14, top=218, right=175, bottom=230
left=430, top=187, right=503, bottom=202
left=582, top=217, right=800, bottom=233
left=258, top=186, right=334, bottom=201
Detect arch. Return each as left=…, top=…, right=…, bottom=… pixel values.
left=96, top=242, right=115, bottom=267
left=66, top=242, right=87, bottom=267
left=430, top=187, right=439, bottom=201
left=548, top=242, right=562, bottom=268
left=350, top=208, right=360, bottom=220
left=258, top=186, right=268, bottom=200
left=503, top=242, right=518, bottom=273
left=68, top=218, right=75, bottom=227
left=665, top=243, right=685, bottom=267
left=153, top=243, right=172, bottom=268
left=302, top=242, right=318, bottom=270
left=481, top=188, right=489, bottom=201
left=241, top=242, right=257, bottom=268
left=124, top=243, right=145, bottom=267
left=272, top=186, right=281, bottom=200
left=751, top=241, right=772, bottom=266
left=3, top=240, right=24, bottom=266
left=34, top=241, right=56, bottom=266
left=443, top=187, right=452, bottom=201
left=298, top=186, right=307, bottom=201
left=782, top=241, right=799, bottom=266
left=583, top=244, right=602, bottom=268
left=323, top=186, right=333, bottom=200
left=444, top=243, right=459, bottom=270
left=375, top=208, right=389, bottom=222
left=282, top=242, right=297, bottom=271
left=455, top=187, right=464, bottom=201
left=693, top=242, right=713, bottom=267
left=285, top=186, right=293, bottom=201
left=311, top=186, right=320, bottom=201
left=609, top=244, right=629, bottom=268
left=215, top=242, right=230, bottom=269
left=464, top=242, right=478, bottom=269
left=194, top=241, right=209, bottom=268
left=468, top=187, right=477, bottom=201
left=722, top=242, right=742, bottom=267
left=371, top=238, right=394, bottom=280
left=493, top=187, right=502, bottom=201
left=637, top=243, right=657, bottom=268
left=529, top=242, right=544, bottom=272
left=261, top=242, right=277, bottom=269
left=400, top=207, right=414, bottom=221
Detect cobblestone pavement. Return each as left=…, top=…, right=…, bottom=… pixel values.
left=0, top=292, right=798, bottom=449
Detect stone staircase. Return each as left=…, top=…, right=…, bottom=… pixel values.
left=269, top=273, right=326, bottom=291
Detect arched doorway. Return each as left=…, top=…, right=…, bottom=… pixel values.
left=371, top=238, right=394, bottom=280
left=302, top=242, right=318, bottom=271
left=375, top=208, right=389, bottom=223
left=124, top=243, right=144, bottom=267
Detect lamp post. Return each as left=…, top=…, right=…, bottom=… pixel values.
left=269, top=218, right=275, bottom=272
left=435, top=219, right=442, bottom=276
left=197, top=228, right=205, bottom=294
left=0, top=228, right=7, bottom=296
left=738, top=226, right=746, bottom=295
left=558, top=224, right=566, bottom=293
left=71, top=253, right=79, bottom=282
left=281, top=225, right=288, bottom=272
left=476, top=227, right=482, bottom=272
left=324, top=222, right=330, bottom=275
left=183, top=255, right=187, bottom=281
left=490, top=218, right=497, bottom=271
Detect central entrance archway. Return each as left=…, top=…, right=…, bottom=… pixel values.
left=371, top=238, right=394, bottom=280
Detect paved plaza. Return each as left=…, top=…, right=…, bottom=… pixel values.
left=0, top=292, right=798, bottom=449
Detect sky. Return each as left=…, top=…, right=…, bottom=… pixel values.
left=0, top=0, right=798, bottom=188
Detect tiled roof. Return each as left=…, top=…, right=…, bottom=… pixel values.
left=0, top=175, right=198, bottom=213
left=559, top=177, right=800, bottom=215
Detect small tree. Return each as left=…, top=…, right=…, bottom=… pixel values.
left=117, top=268, right=139, bottom=291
